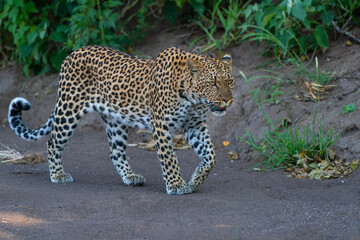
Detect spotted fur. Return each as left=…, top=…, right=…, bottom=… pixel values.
left=8, top=45, right=234, bottom=195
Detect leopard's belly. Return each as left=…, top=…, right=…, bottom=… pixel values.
left=86, top=100, right=207, bottom=131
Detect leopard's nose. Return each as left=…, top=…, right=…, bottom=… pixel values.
left=222, top=98, right=233, bottom=106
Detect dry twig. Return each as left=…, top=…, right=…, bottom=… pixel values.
left=332, top=21, right=360, bottom=44
left=0, top=145, right=45, bottom=165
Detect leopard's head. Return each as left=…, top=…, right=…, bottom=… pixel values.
left=187, top=55, right=234, bottom=116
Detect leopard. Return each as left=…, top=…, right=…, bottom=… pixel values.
left=8, top=45, right=234, bottom=195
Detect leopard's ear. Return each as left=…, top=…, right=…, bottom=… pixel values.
left=187, top=58, right=202, bottom=74
left=221, top=54, right=232, bottom=65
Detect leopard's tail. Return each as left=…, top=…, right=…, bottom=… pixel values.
left=8, top=97, right=54, bottom=141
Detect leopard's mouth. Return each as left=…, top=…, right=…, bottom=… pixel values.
left=212, top=106, right=226, bottom=111
left=210, top=105, right=227, bottom=116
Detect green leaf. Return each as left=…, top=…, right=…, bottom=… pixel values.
left=32, top=44, right=40, bottom=61
left=262, top=7, right=277, bottom=28
left=244, top=6, right=252, bottom=19
left=50, top=32, right=66, bottom=43
left=350, top=160, right=359, bottom=170
left=309, top=162, right=317, bottom=168
left=303, top=0, right=312, bottom=7
left=314, top=25, right=328, bottom=49
left=38, top=21, right=48, bottom=40
left=190, top=0, right=205, bottom=16
left=8, top=6, right=19, bottom=23
left=27, top=31, right=38, bottom=44
left=279, top=30, right=294, bottom=55
left=321, top=10, right=335, bottom=26
left=26, top=1, right=38, bottom=13
left=39, top=29, right=46, bottom=39
left=254, top=11, right=263, bottom=27
left=342, top=103, right=357, bottom=113
left=303, top=19, right=311, bottom=30
left=107, top=0, right=123, bottom=7
left=174, top=0, right=186, bottom=8
left=20, top=44, right=32, bottom=59
left=298, top=35, right=308, bottom=54
left=291, top=1, right=307, bottom=21
left=50, top=25, right=68, bottom=43
left=316, top=5, right=325, bottom=12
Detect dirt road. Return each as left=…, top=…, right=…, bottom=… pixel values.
left=1, top=126, right=359, bottom=240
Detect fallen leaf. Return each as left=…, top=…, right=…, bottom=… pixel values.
left=318, top=160, right=329, bottom=170
left=300, top=55, right=309, bottom=61
left=299, top=79, right=336, bottom=101
left=350, top=159, right=359, bottom=170
left=284, top=149, right=354, bottom=180
left=309, top=162, right=317, bottom=169
left=328, top=148, right=336, bottom=160
left=346, top=40, right=352, bottom=46
left=227, top=151, right=239, bottom=160
left=223, top=141, right=230, bottom=147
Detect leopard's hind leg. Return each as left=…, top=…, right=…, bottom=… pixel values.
left=102, top=116, right=145, bottom=186
left=47, top=101, right=85, bottom=183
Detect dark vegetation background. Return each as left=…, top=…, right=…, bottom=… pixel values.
left=1, top=0, right=359, bottom=75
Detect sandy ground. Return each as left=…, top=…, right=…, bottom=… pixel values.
left=0, top=27, right=359, bottom=239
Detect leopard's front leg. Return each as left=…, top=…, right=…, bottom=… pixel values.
left=151, top=118, right=192, bottom=195
left=184, top=120, right=216, bottom=192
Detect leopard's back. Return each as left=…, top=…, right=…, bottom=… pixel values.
left=57, top=45, right=154, bottom=129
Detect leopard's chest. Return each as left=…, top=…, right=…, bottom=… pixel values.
left=164, top=103, right=209, bottom=131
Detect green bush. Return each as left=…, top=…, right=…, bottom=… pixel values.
left=0, top=0, right=56, bottom=75
left=0, top=0, right=213, bottom=76
left=191, top=0, right=360, bottom=56
left=243, top=0, right=360, bottom=56
left=243, top=0, right=336, bottom=55
left=0, top=0, right=156, bottom=76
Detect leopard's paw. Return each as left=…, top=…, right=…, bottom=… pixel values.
left=166, top=182, right=193, bottom=195
left=123, top=174, right=146, bottom=186
left=50, top=172, right=74, bottom=183
left=188, top=183, right=199, bottom=193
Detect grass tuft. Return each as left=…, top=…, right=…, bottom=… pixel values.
left=239, top=71, right=341, bottom=170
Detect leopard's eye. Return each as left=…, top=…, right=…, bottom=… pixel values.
left=207, top=79, right=216, bottom=86
left=227, top=78, right=235, bottom=88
